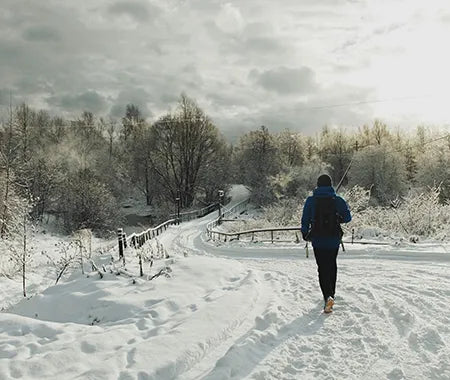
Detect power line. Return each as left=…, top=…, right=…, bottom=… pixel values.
left=302, top=95, right=434, bottom=111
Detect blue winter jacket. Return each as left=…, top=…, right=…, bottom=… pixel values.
left=301, top=186, right=352, bottom=249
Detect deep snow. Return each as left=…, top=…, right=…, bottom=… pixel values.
left=1, top=185, right=449, bottom=379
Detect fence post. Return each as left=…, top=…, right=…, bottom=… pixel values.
left=352, top=228, right=354, bottom=244
left=122, top=232, right=127, bottom=248
left=118, top=228, right=124, bottom=260
left=271, top=231, right=274, bottom=243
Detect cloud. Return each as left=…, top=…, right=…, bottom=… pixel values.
left=22, top=25, right=61, bottom=42
left=109, top=88, right=153, bottom=119
left=242, top=37, right=286, bottom=54
left=107, top=1, right=158, bottom=22
left=0, top=88, right=15, bottom=106
left=0, top=0, right=448, bottom=137
left=216, top=3, right=245, bottom=34
left=250, top=66, right=318, bottom=95
left=215, top=83, right=376, bottom=141
left=441, top=12, right=450, bottom=23
left=47, top=91, right=108, bottom=114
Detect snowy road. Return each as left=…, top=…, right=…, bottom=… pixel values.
left=158, top=186, right=450, bottom=379
left=1, top=185, right=449, bottom=379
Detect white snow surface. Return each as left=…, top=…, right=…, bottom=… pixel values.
left=1, top=185, right=450, bottom=379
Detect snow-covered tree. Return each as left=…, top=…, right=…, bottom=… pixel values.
left=275, top=129, right=305, bottom=168
left=58, top=168, right=120, bottom=234
left=269, top=157, right=330, bottom=200
left=149, top=94, right=226, bottom=208
left=234, top=126, right=280, bottom=205
left=1, top=197, right=35, bottom=296
left=349, top=145, right=407, bottom=204
left=415, top=146, right=450, bottom=202
left=318, top=126, right=352, bottom=186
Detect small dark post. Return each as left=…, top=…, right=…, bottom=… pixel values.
left=176, top=190, right=181, bottom=225
left=218, top=189, right=224, bottom=224
left=352, top=228, right=355, bottom=244
left=122, top=232, right=127, bottom=248
left=139, top=253, right=143, bottom=277
left=118, top=228, right=124, bottom=260
left=271, top=230, right=274, bottom=243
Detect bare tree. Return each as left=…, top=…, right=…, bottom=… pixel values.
left=149, top=94, right=225, bottom=207
left=4, top=198, right=34, bottom=297
left=233, top=125, right=280, bottom=205
left=0, top=100, right=19, bottom=236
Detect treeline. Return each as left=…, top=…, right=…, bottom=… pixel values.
left=0, top=94, right=229, bottom=236
left=233, top=121, right=450, bottom=205
left=1, top=92, right=449, bottom=237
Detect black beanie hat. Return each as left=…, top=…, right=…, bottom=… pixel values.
left=317, top=174, right=332, bottom=187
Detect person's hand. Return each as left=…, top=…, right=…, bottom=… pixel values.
left=302, top=231, right=310, bottom=241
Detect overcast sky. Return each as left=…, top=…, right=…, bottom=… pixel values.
left=1, top=0, right=449, bottom=139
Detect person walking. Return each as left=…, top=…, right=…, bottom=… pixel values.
left=301, top=174, right=351, bottom=313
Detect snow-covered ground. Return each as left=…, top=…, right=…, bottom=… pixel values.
left=1, top=185, right=450, bottom=379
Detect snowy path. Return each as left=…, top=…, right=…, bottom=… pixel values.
left=1, top=185, right=449, bottom=379
left=159, top=186, right=450, bottom=379
left=197, top=257, right=450, bottom=380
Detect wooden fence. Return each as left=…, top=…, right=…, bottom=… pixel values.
left=114, top=202, right=221, bottom=260
left=207, top=225, right=303, bottom=243
left=206, top=198, right=251, bottom=237
left=169, top=203, right=219, bottom=222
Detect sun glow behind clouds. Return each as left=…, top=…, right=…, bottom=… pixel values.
left=351, top=1, right=450, bottom=125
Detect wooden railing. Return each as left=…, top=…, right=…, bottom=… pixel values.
left=207, top=222, right=376, bottom=246
left=169, top=203, right=219, bottom=222
left=208, top=225, right=302, bottom=243
left=206, top=198, right=251, bottom=237
left=126, top=219, right=178, bottom=248
left=114, top=201, right=222, bottom=259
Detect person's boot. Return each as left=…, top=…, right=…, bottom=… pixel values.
left=324, top=296, right=334, bottom=313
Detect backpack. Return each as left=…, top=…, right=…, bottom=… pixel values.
left=310, top=197, right=343, bottom=238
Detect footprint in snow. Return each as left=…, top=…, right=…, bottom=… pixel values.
left=80, top=341, right=96, bottom=354
left=255, top=311, right=278, bottom=331
left=136, top=318, right=148, bottom=331
left=387, top=367, right=406, bottom=380
left=188, top=304, right=197, bottom=312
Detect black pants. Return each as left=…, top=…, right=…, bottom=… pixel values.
left=313, top=247, right=339, bottom=303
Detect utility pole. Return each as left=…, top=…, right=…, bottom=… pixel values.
left=176, top=190, right=181, bottom=224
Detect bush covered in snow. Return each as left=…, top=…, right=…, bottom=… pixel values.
left=220, top=185, right=450, bottom=242
left=347, top=186, right=450, bottom=240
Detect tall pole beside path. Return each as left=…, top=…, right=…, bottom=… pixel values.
left=118, top=228, right=124, bottom=260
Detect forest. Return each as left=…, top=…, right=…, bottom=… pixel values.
left=1, top=94, right=449, bottom=242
